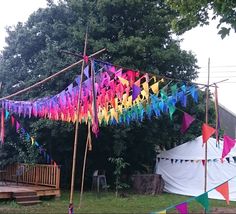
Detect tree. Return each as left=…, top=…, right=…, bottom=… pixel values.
left=0, top=0, right=206, bottom=188
left=165, top=0, right=236, bottom=39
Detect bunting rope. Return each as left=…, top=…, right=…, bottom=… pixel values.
left=150, top=176, right=236, bottom=214
left=0, top=48, right=106, bottom=101
left=3, top=110, right=56, bottom=165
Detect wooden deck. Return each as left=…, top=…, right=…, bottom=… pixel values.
left=0, top=163, right=61, bottom=200
left=0, top=182, right=60, bottom=199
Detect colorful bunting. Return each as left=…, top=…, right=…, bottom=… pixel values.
left=222, top=135, right=236, bottom=159
left=216, top=182, right=230, bottom=205
left=4, top=110, right=56, bottom=165
left=202, top=123, right=216, bottom=143
left=195, top=192, right=209, bottom=211
left=1, top=60, right=199, bottom=136
left=180, top=112, right=195, bottom=134
left=175, top=202, right=188, bottom=214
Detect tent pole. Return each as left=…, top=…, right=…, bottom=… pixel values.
left=204, top=58, right=210, bottom=212
left=69, top=28, right=88, bottom=206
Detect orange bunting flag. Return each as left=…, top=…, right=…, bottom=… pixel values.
left=216, top=182, right=230, bottom=205
left=202, top=123, right=216, bottom=143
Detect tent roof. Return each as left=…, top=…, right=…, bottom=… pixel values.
left=157, top=136, right=236, bottom=160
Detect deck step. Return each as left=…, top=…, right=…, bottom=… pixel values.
left=13, top=191, right=41, bottom=206
left=17, top=200, right=42, bottom=206
left=13, top=191, right=36, bottom=197
left=15, top=195, right=39, bottom=202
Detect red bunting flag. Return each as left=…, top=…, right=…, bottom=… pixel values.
left=180, top=112, right=195, bottom=134
left=222, top=135, right=236, bottom=159
left=216, top=182, right=230, bottom=205
left=11, top=116, right=15, bottom=127
left=202, top=123, right=216, bottom=143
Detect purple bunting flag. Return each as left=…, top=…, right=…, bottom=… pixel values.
left=175, top=202, right=188, bottom=214
left=180, top=112, right=195, bottom=134
left=132, top=84, right=141, bottom=101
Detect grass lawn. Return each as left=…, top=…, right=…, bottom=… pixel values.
left=0, top=191, right=236, bottom=213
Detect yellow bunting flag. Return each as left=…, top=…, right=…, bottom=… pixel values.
left=142, top=82, right=149, bottom=93
left=31, top=137, right=35, bottom=145
left=127, top=96, right=132, bottom=107
left=122, top=93, right=128, bottom=106
left=118, top=77, right=129, bottom=86
left=150, top=82, right=159, bottom=94
left=158, top=210, right=166, bottom=214
left=118, top=104, right=123, bottom=114
left=142, top=82, right=149, bottom=99
left=110, top=108, right=119, bottom=123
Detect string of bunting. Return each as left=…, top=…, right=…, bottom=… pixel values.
left=157, top=155, right=236, bottom=165
left=178, top=108, right=236, bottom=162
left=3, top=109, right=56, bottom=165
left=1, top=59, right=199, bottom=137
left=150, top=176, right=234, bottom=214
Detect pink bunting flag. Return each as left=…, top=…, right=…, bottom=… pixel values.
left=175, top=202, right=188, bottom=214
left=180, top=112, right=195, bottom=134
left=0, top=109, right=4, bottom=144
left=222, top=135, right=236, bottom=159
left=16, top=121, right=20, bottom=132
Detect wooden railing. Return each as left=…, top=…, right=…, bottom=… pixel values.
left=5, top=163, right=60, bottom=189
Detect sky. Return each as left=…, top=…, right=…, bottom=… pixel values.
left=0, top=0, right=235, bottom=114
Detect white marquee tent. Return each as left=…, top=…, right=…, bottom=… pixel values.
left=155, top=136, right=236, bottom=201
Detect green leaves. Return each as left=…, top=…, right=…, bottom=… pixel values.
left=166, top=0, right=236, bottom=38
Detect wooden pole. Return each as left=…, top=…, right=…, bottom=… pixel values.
left=0, top=48, right=106, bottom=101
left=204, top=58, right=210, bottom=194
left=69, top=29, right=88, bottom=205
left=79, top=59, right=98, bottom=208
left=79, top=122, right=91, bottom=208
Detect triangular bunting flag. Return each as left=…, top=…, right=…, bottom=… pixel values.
left=195, top=192, right=209, bottom=211
left=11, top=116, right=15, bottom=127
left=132, top=84, right=141, bottom=101
left=5, top=110, right=9, bottom=120
left=216, top=182, right=230, bottom=205
left=118, top=76, right=129, bottom=86
left=202, top=123, right=216, bottom=143
left=150, top=82, right=159, bottom=94
left=222, top=135, right=236, bottom=159
left=150, top=210, right=166, bottom=214
left=180, top=112, right=195, bottom=134
left=31, top=137, right=35, bottom=145
left=168, top=105, right=176, bottom=120
left=175, top=202, right=188, bottom=214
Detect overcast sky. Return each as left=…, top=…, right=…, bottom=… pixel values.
left=0, top=0, right=235, bottom=114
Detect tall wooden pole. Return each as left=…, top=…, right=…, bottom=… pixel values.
left=79, top=59, right=98, bottom=208
left=69, top=29, right=88, bottom=205
left=204, top=58, right=210, bottom=194
left=79, top=122, right=91, bottom=208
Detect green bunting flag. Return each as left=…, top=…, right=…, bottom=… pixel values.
left=168, top=105, right=176, bottom=120
left=195, top=192, right=209, bottom=211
